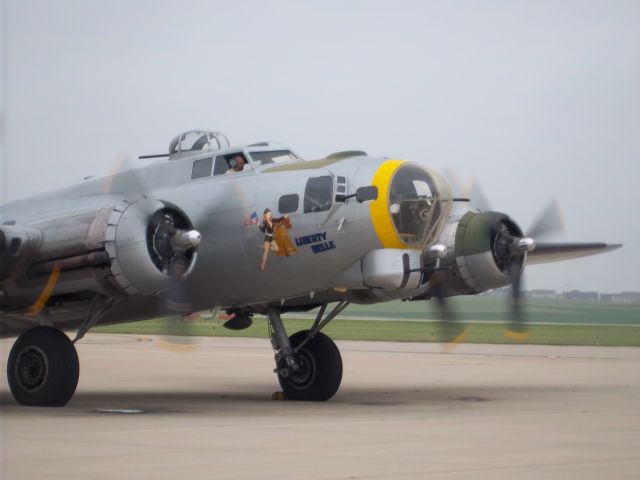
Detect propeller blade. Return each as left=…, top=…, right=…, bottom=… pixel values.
left=104, top=151, right=200, bottom=350
left=156, top=277, right=201, bottom=351
left=155, top=254, right=201, bottom=349
left=442, top=167, right=466, bottom=199
left=526, top=198, right=564, bottom=239
left=431, top=282, right=468, bottom=349
left=464, top=178, right=492, bottom=212
left=156, top=315, right=201, bottom=352
left=503, top=198, right=563, bottom=341
left=504, top=257, right=529, bottom=341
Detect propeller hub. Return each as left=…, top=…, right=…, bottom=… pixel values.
left=171, top=230, right=202, bottom=250
left=147, top=208, right=199, bottom=277
left=510, top=237, right=536, bottom=254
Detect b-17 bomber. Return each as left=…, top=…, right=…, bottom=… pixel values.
left=0, top=130, right=621, bottom=406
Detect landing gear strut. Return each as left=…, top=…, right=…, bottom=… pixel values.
left=267, top=302, right=347, bottom=401
left=7, top=326, right=79, bottom=406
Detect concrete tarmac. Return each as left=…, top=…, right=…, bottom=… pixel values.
left=1, top=334, right=639, bottom=479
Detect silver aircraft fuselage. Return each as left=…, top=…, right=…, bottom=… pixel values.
left=0, top=145, right=452, bottom=335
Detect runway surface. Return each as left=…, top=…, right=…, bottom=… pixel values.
left=1, top=334, right=639, bottom=479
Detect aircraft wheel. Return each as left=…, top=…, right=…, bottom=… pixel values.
left=278, top=330, right=342, bottom=401
left=7, top=326, right=79, bottom=407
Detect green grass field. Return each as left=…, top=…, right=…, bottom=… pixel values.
left=341, top=296, right=640, bottom=325
left=93, top=297, right=640, bottom=347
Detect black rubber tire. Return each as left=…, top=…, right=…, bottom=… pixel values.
left=278, top=330, right=342, bottom=401
left=7, top=326, right=79, bottom=407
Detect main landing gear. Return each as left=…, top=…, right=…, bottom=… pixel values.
left=6, top=297, right=113, bottom=406
left=7, top=326, right=79, bottom=406
left=267, top=301, right=349, bottom=401
left=6, top=301, right=351, bottom=405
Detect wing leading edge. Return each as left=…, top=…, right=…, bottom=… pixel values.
left=527, top=242, right=622, bottom=265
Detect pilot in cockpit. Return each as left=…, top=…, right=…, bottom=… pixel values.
left=226, top=154, right=246, bottom=174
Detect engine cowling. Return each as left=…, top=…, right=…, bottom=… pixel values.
left=431, top=211, right=525, bottom=297
left=3, top=199, right=199, bottom=302
left=104, top=199, right=199, bottom=295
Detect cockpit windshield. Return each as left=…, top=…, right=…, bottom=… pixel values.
left=249, top=150, right=301, bottom=167
left=389, top=164, right=451, bottom=247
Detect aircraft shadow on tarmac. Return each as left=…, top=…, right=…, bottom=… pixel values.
left=0, top=384, right=584, bottom=414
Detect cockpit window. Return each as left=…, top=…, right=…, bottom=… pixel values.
left=249, top=150, right=300, bottom=166
left=389, top=165, right=440, bottom=246
left=213, top=153, right=249, bottom=175
left=213, top=156, right=229, bottom=176
left=304, top=176, right=333, bottom=213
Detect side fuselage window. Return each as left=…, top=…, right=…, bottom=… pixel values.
left=279, top=194, right=299, bottom=214
left=303, top=176, right=333, bottom=213
left=191, top=157, right=213, bottom=179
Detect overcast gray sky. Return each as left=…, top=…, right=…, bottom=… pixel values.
left=1, top=0, right=638, bottom=292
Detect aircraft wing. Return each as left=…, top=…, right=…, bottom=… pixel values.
left=527, top=242, right=622, bottom=265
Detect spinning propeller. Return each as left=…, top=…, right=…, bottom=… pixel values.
left=432, top=175, right=564, bottom=345
left=104, top=152, right=203, bottom=349
left=492, top=199, right=563, bottom=338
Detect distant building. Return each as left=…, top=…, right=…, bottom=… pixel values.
left=477, top=288, right=638, bottom=303
left=619, top=292, right=640, bottom=303
left=602, top=291, right=640, bottom=303
left=562, top=290, right=598, bottom=301
left=530, top=289, right=557, bottom=299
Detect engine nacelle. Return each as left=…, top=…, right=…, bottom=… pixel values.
left=104, top=199, right=198, bottom=295
left=4, top=199, right=199, bottom=300
left=432, top=211, right=525, bottom=297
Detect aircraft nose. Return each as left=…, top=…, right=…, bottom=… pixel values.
left=387, top=163, right=448, bottom=247
left=369, top=161, right=453, bottom=249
